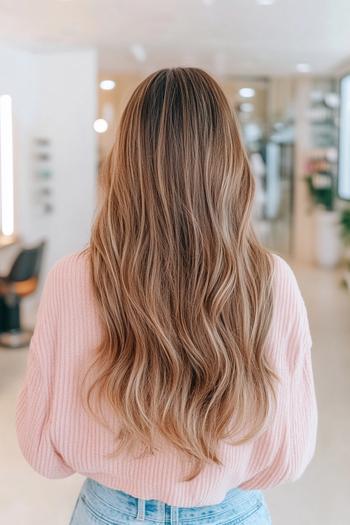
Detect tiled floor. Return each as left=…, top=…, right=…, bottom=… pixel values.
left=264, top=261, right=350, bottom=525
left=1, top=260, right=349, bottom=525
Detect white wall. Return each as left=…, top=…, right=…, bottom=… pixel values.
left=292, top=78, right=315, bottom=264
left=0, top=46, right=98, bottom=324
left=28, top=51, right=97, bottom=270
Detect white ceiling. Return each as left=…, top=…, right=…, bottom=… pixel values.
left=0, top=0, right=349, bottom=76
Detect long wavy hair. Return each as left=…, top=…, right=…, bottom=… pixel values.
left=82, top=67, right=279, bottom=482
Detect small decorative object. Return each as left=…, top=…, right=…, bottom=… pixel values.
left=32, top=137, right=54, bottom=216
left=323, top=92, right=340, bottom=109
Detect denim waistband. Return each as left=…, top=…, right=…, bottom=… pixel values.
left=82, top=478, right=264, bottom=524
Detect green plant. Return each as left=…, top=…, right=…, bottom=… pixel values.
left=340, top=208, right=350, bottom=246
left=305, top=172, right=335, bottom=211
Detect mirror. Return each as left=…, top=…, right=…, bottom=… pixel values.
left=338, top=73, right=350, bottom=200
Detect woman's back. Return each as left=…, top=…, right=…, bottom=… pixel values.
left=16, top=248, right=317, bottom=507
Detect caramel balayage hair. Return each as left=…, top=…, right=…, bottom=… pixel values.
left=82, top=67, right=279, bottom=482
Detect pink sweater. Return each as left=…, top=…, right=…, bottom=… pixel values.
left=16, top=250, right=318, bottom=507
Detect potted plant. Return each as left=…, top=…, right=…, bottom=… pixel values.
left=340, top=208, right=350, bottom=289
left=305, top=170, right=341, bottom=268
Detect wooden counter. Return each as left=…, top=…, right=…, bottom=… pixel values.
left=0, top=235, right=17, bottom=249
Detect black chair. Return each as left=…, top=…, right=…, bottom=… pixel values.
left=0, top=240, right=46, bottom=348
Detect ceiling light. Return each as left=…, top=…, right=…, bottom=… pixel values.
left=99, top=80, right=116, bottom=91
left=240, top=103, right=255, bottom=113
left=256, top=0, right=275, bottom=5
left=239, top=88, right=255, bottom=98
left=202, top=0, right=215, bottom=5
left=93, top=119, right=108, bottom=133
left=296, top=63, right=311, bottom=73
left=130, top=44, right=146, bottom=62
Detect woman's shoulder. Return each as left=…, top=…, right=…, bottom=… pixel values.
left=269, top=252, right=300, bottom=293
left=44, top=247, right=91, bottom=298
left=268, top=252, right=312, bottom=346
left=49, top=247, right=90, bottom=275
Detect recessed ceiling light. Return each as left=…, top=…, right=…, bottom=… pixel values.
left=93, top=119, right=108, bottom=133
left=202, top=0, right=215, bottom=5
left=256, top=0, right=275, bottom=5
left=296, top=63, right=311, bottom=73
left=99, top=80, right=116, bottom=91
left=130, top=44, right=147, bottom=62
left=239, top=88, right=255, bottom=98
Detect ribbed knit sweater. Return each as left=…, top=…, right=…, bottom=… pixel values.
left=16, top=250, right=318, bottom=507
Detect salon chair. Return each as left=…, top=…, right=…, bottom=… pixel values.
left=0, top=240, right=46, bottom=348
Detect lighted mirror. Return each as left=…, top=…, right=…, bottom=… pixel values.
left=338, top=74, right=350, bottom=200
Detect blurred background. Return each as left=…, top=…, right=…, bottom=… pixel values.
left=0, top=1, right=349, bottom=524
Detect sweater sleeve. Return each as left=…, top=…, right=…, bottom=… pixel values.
left=15, top=260, right=74, bottom=478
left=238, top=254, right=318, bottom=489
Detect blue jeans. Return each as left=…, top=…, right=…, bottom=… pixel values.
left=69, top=478, right=272, bottom=524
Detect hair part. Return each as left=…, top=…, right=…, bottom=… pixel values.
left=81, top=67, right=280, bottom=482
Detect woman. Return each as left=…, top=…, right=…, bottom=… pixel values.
left=16, top=67, right=318, bottom=525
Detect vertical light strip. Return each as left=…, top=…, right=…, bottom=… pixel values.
left=339, top=75, right=350, bottom=200
left=0, top=94, right=14, bottom=236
